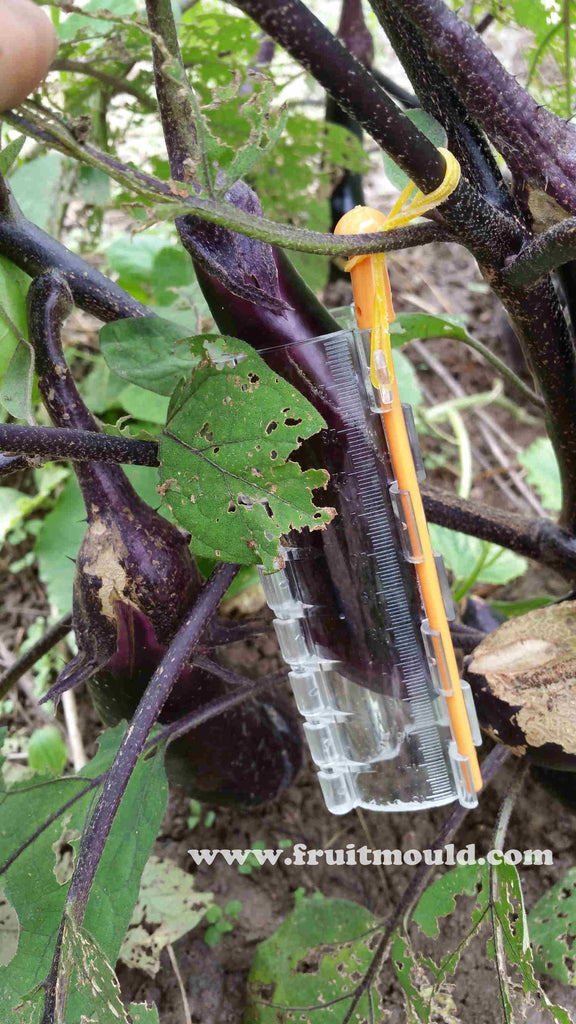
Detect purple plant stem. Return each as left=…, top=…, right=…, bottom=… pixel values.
left=41, top=560, right=239, bottom=1023
left=0, top=423, right=159, bottom=466
left=0, top=613, right=73, bottom=702
left=377, top=0, right=576, bottom=216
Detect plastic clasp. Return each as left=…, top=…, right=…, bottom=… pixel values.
left=390, top=482, right=425, bottom=563
left=421, top=618, right=453, bottom=696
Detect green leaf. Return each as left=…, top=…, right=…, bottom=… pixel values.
left=489, top=595, right=555, bottom=618
left=0, top=137, right=25, bottom=177
left=0, top=258, right=30, bottom=393
left=394, top=349, right=423, bottom=408
left=0, top=724, right=168, bottom=1022
left=158, top=335, right=334, bottom=569
left=0, top=465, right=69, bottom=548
left=10, top=154, right=64, bottom=233
left=27, top=726, right=67, bottom=776
left=518, top=438, right=562, bottom=512
left=117, top=385, right=170, bottom=424
left=100, top=316, right=199, bottom=396
left=529, top=866, right=576, bottom=985
left=152, top=246, right=195, bottom=307
left=245, top=896, right=383, bottom=1023
left=0, top=340, right=35, bottom=423
left=413, top=864, right=488, bottom=938
left=119, top=855, right=212, bottom=976
left=383, top=111, right=447, bottom=191
left=429, top=524, right=528, bottom=591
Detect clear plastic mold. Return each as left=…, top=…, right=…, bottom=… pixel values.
left=258, top=325, right=481, bottom=814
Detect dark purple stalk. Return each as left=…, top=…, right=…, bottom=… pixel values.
left=502, top=217, right=576, bottom=286
left=367, top=0, right=519, bottom=219
left=0, top=423, right=159, bottom=467
left=0, top=176, right=151, bottom=322
left=0, top=613, right=72, bottom=702
left=376, top=0, right=576, bottom=217
left=41, top=561, right=238, bottom=1024
left=232, top=0, right=523, bottom=263
left=422, top=486, right=576, bottom=583
left=0, top=453, right=29, bottom=478
left=145, top=667, right=288, bottom=749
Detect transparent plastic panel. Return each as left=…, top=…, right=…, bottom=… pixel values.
left=449, top=742, right=479, bottom=808
left=421, top=619, right=453, bottom=696
left=460, top=679, right=482, bottom=746
left=258, top=565, right=303, bottom=618
left=390, top=482, right=425, bottom=564
left=402, top=403, right=426, bottom=482
left=318, top=768, right=357, bottom=815
left=252, top=325, right=479, bottom=813
left=304, top=719, right=345, bottom=767
left=273, top=618, right=315, bottom=665
left=433, top=551, right=456, bottom=621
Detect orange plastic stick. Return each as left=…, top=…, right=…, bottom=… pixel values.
left=336, top=207, right=482, bottom=794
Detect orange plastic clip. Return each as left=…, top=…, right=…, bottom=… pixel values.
left=335, top=206, right=482, bottom=796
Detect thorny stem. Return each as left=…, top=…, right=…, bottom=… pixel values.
left=41, top=561, right=239, bottom=1023
left=0, top=614, right=73, bottom=703
left=0, top=173, right=151, bottom=322
left=339, top=744, right=512, bottom=1024
left=2, top=109, right=450, bottom=259
left=422, top=486, right=576, bottom=583
left=502, top=218, right=576, bottom=286
left=0, top=453, right=29, bottom=478
left=232, top=0, right=524, bottom=264
left=0, top=423, right=159, bottom=467
left=6, top=417, right=576, bottom=581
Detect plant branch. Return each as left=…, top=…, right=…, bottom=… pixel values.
left=8, top=413, right=576, bottom=580
left=2, top=110, right=452, bottom=258
left=422, top=486, right=576, bottom=582
left=0, top=423, right=159, bottom=467
left=378, top=0, right=576, bottom=218
left=340, top=744, right=512, bottom=1024
left=0, top=614, right=72, bottom=703
left=51, top=58, right=157, bottom=111
left=41, top=560, right=239, bottom=1023
left=146, top=669, right=288, bottom=750
left=0, top=174, right=151, bottom=322
left=501, top=218, right=576, bottom=286
left=0, top=453, right=29, bottom=478
left=232, top=0, right=524, bottom=264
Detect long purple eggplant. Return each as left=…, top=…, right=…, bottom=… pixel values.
left=29, top=271, right=302, bottom=807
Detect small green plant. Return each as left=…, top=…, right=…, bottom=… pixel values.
left=204, top=900, right=242, bottom=947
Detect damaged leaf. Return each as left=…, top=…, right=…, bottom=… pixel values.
left=159, top=334, right=334, bottom=569
left=529, top=866, right=576, bottom=985
left=119, top=854, right=212, bottom=976
left=245, top=895, right=383, bottom=1023
left=0, top=724, right=167, bottom=1022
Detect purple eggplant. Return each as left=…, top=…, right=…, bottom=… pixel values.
left=29, top=271, right=302, bottom=806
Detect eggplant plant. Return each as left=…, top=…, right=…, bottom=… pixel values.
left=3, top=0, right=576, bottom=1020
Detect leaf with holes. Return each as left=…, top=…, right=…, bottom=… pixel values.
left=0, top=724, right=167, bottom=1023
left=245, top=895, right=383, bottom=1023
left=529, top=866, right=576, bottom=985
left=159, top=334, right=334, bottom=569
left=119, top=855, right=212, bottom=976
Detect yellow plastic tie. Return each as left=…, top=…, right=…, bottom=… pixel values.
left=341, top=148, right=461, bottom=387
